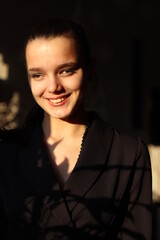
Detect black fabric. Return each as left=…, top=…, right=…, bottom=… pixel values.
left=0, top=117, right=152, bottom=239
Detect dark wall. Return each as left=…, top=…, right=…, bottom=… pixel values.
left=0, top=0, right=160, bottom=144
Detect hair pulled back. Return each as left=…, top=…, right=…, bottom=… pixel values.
left=25, top=17, right=91, bottom=68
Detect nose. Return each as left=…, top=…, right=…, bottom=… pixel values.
left=47, top=74, right=62, bottom=93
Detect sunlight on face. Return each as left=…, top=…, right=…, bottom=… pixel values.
left=26, top=37, right=86, bottom=120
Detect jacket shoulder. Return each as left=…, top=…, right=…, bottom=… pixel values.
left=94, top=116, right=150, bottom=167
left=111, top=127, right=150, bottom=167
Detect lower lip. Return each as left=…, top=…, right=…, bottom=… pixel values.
left=47, top=95, right=70, bottom=107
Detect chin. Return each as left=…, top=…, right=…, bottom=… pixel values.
left=45, top=100, right=84, bottom=121
left=49, top=110, right=73, bottom=120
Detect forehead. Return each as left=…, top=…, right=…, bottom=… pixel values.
left=25, top=37, right=79, bottom=68
left=26, top=36, right=77, bottom=55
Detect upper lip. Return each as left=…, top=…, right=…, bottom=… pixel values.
left=46, top=93, right=71, bottom=100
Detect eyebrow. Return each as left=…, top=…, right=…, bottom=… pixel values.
left=28, top=62, right=79, bottom=72
left=28, top=67, right=42, bottom=72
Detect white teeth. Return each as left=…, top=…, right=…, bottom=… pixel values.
left=49, top=97, right=66, bottom=104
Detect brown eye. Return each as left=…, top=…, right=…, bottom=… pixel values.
left=32, top=73, right=41, bottom=78
left=29, top=72, right=44, bottom=80
left=59, top=68, right=75, bottom=76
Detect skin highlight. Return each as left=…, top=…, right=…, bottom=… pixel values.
left=26, top=37, right=87, bottom=122
left=25, top=36, right=89, bottom=183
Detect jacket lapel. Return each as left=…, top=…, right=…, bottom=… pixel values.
left=63, top=118, right=114, bottom=211
left=18, top=123, right=72, bottom=227
left=18, top=123, right=57, bottom=196
left=18, top=117, right=114, bottom=228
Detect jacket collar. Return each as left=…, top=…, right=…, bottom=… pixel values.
left=18, top=116, right=114, bottom=224
left=63, top=118, right=114, bottom=209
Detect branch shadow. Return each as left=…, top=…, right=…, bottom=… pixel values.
left=17, top=156, right=151, bottom=240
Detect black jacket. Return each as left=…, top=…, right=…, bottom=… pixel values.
left=0, top=117, right=152, bottom=239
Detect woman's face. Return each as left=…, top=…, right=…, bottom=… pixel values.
left=26, top=36, right=86, bottom=120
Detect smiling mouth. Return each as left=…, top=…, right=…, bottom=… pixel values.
left=48, top=94, right=70, bottom=104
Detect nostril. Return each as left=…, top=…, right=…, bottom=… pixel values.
left=48, top=84, right=64, bottom=94
left=48, top=83, right=58, bottom=93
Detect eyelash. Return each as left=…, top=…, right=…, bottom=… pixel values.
left=29, top=73, right=43, bottom=79
left=29, top=67, right=77, bottom=80
left=59, top=68, right=76, bottom=76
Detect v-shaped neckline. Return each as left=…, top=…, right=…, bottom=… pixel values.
left=18, top=116, right=114, bottom=218
left=42, top=121, right=91, bottom=190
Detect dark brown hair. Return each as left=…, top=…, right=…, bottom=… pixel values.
left=25, top=17, right=91, bottom=68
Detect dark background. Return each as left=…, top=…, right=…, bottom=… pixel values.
left=0, top=0, right=160, bottom=144
left=0, top=0, right=160, bottom=238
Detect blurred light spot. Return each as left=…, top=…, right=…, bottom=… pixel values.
left=0, top=91, right=20, bottom=129
left=0, top=53, right=9, bottom=81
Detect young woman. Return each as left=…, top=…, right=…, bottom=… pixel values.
left=0, top=17, right=152, bottom=240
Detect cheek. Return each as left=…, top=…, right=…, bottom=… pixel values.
left=29, top=81, right=45, bottom=97
left=70, top=82, right=82, bottom=91
left=65, top=75, right=84, bottom=92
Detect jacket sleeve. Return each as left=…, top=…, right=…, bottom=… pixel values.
left=117, top=138, right=152, bottom=240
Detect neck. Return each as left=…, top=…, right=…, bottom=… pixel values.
left=42, top=109, right=88, bottom=141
